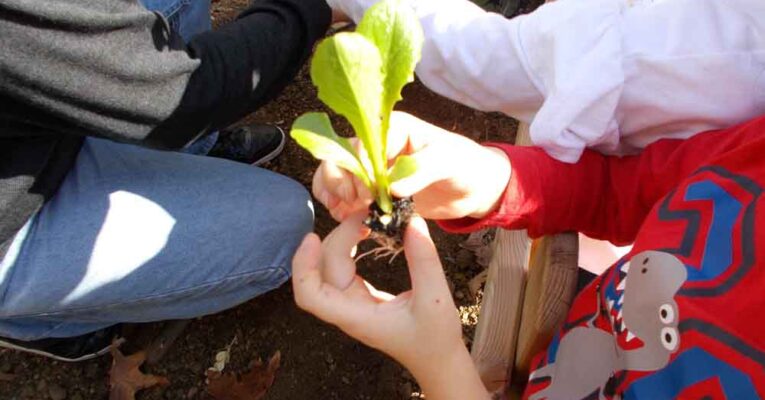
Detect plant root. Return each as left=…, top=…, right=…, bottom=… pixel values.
left=355, top=233, right=405, bottom=264
left=360, top=197, right=414, bottom=264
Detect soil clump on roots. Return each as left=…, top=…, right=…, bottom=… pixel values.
left=362, top=198, right=415, bottom=261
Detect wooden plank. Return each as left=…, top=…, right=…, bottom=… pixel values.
left=513, top=233, right=578, bottom=377
left=471, top=120, right=579, bottom=396
left=507, top=123, right=579, bottom=384
left=470, top=229, right=530, bottom=392
left=471, top=121, right=534, bottom=393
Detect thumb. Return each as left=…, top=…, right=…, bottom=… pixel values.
left=403, top=217, right=451, bottom=298
left=389, top=146, right=450, bottom=198
left=322, top=213, right=369, bottom=290
left=292, top=233, right=323, bottom=311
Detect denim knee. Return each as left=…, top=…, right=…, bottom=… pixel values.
left=266, top=177, right=314, bottom=272
left=233, top=172, right=314, bottom=276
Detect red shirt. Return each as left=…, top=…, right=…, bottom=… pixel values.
left=441, top=116, right=765, bottom=398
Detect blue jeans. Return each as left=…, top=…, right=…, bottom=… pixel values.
left=141, top=0, right=211, bottom=42
left=0, top=138, right=313, bottom=340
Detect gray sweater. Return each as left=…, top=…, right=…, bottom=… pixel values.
left=0, top=0, right=330, bottom=257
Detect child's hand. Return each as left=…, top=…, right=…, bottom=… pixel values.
left=291, top=215, right=465, bottom=375
left=312, top=111, right=512, bottom=222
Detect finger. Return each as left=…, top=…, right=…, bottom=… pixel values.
left=329, top=198, right=371, bottom=222
left=292, top=233, right=324, bottom=310
left=292, top=232, right=399, bottom=338
left=293, top=234, right=374, bottom=327
left=353, top=176, right=374, bottom=205
left=312, top=167, right=340, bottom=209
left=318, top=162, right=356, bottom=203
left=304, top=277, right=397, bottom=343
left=330, top=204, right=348, bottom=222
left=389, top=146, right=451, bottom=198
left=337, top=176, right=358, bottom=204
left=403, top=217, right=452, bottom=298
left=321, top=213, right=370, bottom=290
left=387, top=112, right=439, bottom=158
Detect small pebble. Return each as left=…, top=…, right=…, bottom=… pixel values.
left=341, top=376, right=351, bottom=385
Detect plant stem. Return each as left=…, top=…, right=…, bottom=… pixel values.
left=375, top=172, right=393, bottom=214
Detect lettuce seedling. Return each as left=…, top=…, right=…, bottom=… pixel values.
left=290, top=0, right=424, bottom=249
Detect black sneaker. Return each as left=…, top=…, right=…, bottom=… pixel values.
left=209, top=124, right=286, bottom=166
left=0, top=325, right=123, bottom=362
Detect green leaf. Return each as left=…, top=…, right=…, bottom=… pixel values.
left=357, top=0, right=424, bottom=142
left=302, top=0, right=424, bottom=214
left=290, top=112, right=372, bottom=190
left=310, top=33, right=386, bottom=178
left=387, top=155, right=419, bottom=183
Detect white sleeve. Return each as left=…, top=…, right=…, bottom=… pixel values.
left=329, top=0, right=544, bottom=121
left=329, top=0, right=627, bottom=163
left=520, top=0, right=625, bottom=162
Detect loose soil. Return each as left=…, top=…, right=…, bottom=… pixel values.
left=0, top=2, right=520, bottom=399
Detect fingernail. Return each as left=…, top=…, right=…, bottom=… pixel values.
left=409, top=215, right=426, bottom=230
left=405, top=216, right=428, bottom=239
left=359, top=223, right=371, bottom=237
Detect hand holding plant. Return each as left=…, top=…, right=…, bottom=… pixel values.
left=291, top=0, right=423, bottom=252
left=314, top=112, right=513, bottom=222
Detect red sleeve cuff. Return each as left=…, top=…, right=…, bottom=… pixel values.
left=437, top=143, right=543, bottom=236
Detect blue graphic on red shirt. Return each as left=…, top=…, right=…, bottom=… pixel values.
left=527, top=167, right=765, bottom=399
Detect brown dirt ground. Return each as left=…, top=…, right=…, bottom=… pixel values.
left=0, top=2, right=522, bottom=399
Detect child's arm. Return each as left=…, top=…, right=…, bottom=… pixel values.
left=441, top=116, right=765, bottom=244
left=325, top=0, right=765, bottom=163
left=313, top=111, right=765, bottom=244
left=328, top=0, right=626, bottom=162
left=329, top=0, right=545, bottom=122
left=292, top=215, right=490, bottom=400
left=412, top=348, right=490, bottom=400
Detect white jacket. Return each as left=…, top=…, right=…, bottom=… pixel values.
left=328, top=0, right=765, bottom=162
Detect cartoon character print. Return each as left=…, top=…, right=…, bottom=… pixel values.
left=528, top=167, right=765, bottom=399
left=528, top=251, right=687, bottom=400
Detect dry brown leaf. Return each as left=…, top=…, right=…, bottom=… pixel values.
left=207, top=351, right=281, bottom=400
left=460, top=229, right=490, bottom=251
left=475, top=245, right=495, bottom=268
left=461, top=228, right=495, bottom=268
left=109, top=344, right=170, bottom=400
